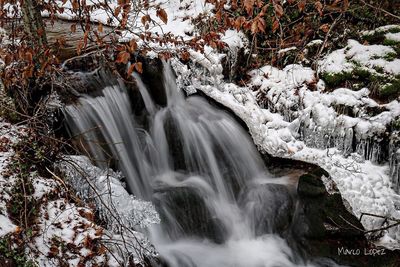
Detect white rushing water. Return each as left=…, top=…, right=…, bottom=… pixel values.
left=65, top=63, right=328, bottom=267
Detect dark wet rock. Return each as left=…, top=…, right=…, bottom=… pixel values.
left=221, top=47, right=248, bottom=83
left=288, top=166, right=400, bottom=267
left=57, top=51, right=167, bottom=106
left=62, top=51, right=106, bottom=73
left=239, top=183, right=294, bottom=236
left=153, top=186, right=227, bottom=244
left=135, top=55, right=167, bottom=106
left=297, top=173, right=327, bottom=198
left=163, top=111, right=186, bottom=171
left=333, top=104, right=356, bottom=117
left=56, top=56, right=120, bottom=105
left=294, top=169, right=365, bottom=240
left=191, top=90, right=250, bottom=132
left=262, top=154, right=324, bottom=179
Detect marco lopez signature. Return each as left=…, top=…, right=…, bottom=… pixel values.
left=337, top=247, right=386, bottom=256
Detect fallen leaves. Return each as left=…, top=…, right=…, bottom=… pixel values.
left=251, top=16, right=266, bottom=34
left=156, top=8, right=168, bottom=24
left=319, top=23, right=330, bottom=33
left=127, top=62, right=143, bottom=76
left=116, top=51, right=131, bottom=64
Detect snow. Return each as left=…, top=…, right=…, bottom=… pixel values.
left=221, top=29, right=247, bottom=50
left=3, top=0, right=400, bottom=255
left=361, top=25, right=400, bottom=36
left=0, top=215, right=17, bottom=238
left=58, top=155, right=159, bottom=263
left=31, top=199, right=107, bottom=267
left=306, top=39, right=323, bottom=47
left=118, top=0, right=214, bottom=42
left=0, top=118, right=111, bottom=265
left=278, top=47, right=297, bottom=54
left=319, top=39, right=400, bottom=75
left=0, top=115, right=157, bottom=265
left=32, top=176, right=59, bottom=200
left=385, top=32, right=400, bottom=42
left=5, top=0, right=214, bottom=45
left=59, top=155, right=160, bottom=230
left=318, top=48, right=353, bottom=74
left=292, top=147, right=400, bottom=243
left=0, top=27, right=12, bottom=47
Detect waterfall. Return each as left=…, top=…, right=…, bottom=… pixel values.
left=65, top=63, right=319, bottom=267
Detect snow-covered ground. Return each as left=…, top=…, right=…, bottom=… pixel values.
left=0, top=119, right=110, bottom=265
left=0, top=121, right=20, bottom=238
left=319, top=39, right=400, bottom=76
left=0, top=117, right=159, bottom=266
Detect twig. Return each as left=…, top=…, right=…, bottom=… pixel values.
left=360, top=0, right=400, bottom=21
left=315, top=13, right=343, bottom=64
left=45, top=167, right=69, bottom=191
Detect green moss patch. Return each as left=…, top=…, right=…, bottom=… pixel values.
left=0, top=236, right=37, bottom=267
left=362, top=31, right=386, bottom=44
left=383, top=39, right=400, bottom=46
left=383, top=51, right=398, bottom=61
left=322, top=72, right=353, bottom=88
left=392, top=119, right=400, bottom=131
left=379, top=78, right=400, bottom=100
left=322, top=67, right=385, bottom=91
left=362, top=25, right=400, bottom=45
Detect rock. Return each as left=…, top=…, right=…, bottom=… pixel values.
left=44, top=19, right=114, bottom=61
left=134, top=55, right=167, bottom=106
left=295, top=169, right=365, bottom=240
left=288, top=166, right=400, bottom=267
left=239, top=183, right=294, bottom=236
left=221, top=47, right=248, bottom=83
left=153, top=186, right=227, bottom=244
left=297, top=173, right=327, bottom=198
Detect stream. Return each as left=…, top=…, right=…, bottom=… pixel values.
left=64, top=63, right=342, bottom=267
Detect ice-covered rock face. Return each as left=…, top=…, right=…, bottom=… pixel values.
left=171, top=30, right=400, bottom=248
left=58, top=155, right=160, bottom=264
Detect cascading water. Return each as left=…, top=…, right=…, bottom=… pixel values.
left=65, top=63, right=322, bottom=267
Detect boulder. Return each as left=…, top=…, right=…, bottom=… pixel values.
left=153, top=186, right=227, bottom=244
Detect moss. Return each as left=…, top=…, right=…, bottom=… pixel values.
left=393, top=44, right=400, bottom=56
left=322, top=66, right=386, bottom=88
left=373, top=65, right=385, bottom=73
left=388, top=27, right=400, bottom=34
left=383, top=52, right=398, bottom=61
left=353, top=67, right=373, bottom=79
left=363, top=26, right=400, bottom=46
left=384, top=39, right=400, bottom=46
left=379, top=78, right=400, bottom=99
left=362, top=31, right=386, bottom=44
left=322, top=71, right=353, bottom=88
left=393, top=119, right=400, bottom=131
left=0, top=237, right=37, bottom=267
left=0, top=84, right=20, bottom=123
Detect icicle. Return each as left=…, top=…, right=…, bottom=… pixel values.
left=389, top=133, right=400, bottom=193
